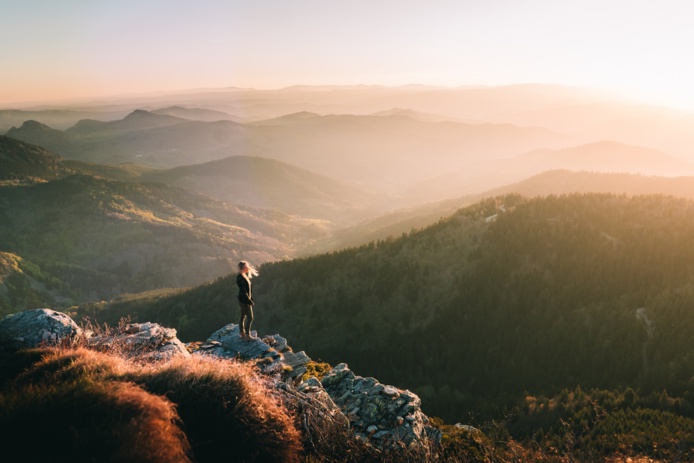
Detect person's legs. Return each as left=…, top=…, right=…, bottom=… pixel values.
left=238, top=302, right=252, bottom=337
left=243, top=305, right=254, bottom=337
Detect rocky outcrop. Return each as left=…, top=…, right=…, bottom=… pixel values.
left=321, top=363, right=441, bottom=447
left=0, top=308, right=82, bottom=352
left=0, top=309, right=188, bottom=361
left=192, top=324, right=312, bottom=381
left=0, top=312, right=441, bottom=452
left=88, top=322, right=190, bottom=362
left=202, top=324, right=280, bottom=361
left=194, top=323, right=441, bottom=451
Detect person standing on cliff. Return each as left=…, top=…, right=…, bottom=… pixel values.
left=236, top=260, right=258, bottom=340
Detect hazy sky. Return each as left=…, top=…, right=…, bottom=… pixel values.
left=2, top=0, right=693, bottom=109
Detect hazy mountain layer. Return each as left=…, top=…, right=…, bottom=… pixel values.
left=5, top=109, right=570, bottom=195
left=6, top=84, right=694, bottom=165
left=0, top=108, right=130, bottom=132
left=404, top=140, right=694, bottom=203
left=150, top=105, right=239, bottom=122
left=140, top=155, right=384, bottom=225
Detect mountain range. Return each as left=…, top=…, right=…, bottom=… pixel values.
left=6, top=125, right=694, bottom=311
left=139, top=155, right=382, bottom=224
left=7, top=84, right=694, bottom=211
left=403, top=140, right=694, bottom=204
left=5, top=109, right=570, bottom=195
left=0, top=136, right=335, bottom=310
left=4, top=83, right=694, bottom=462
left=7, top=84, right=694, bottom=162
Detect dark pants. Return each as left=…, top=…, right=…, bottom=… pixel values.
left=238, top=302, right=253, bottom=335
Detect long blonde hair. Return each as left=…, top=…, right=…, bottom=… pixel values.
left=238, top=260, right=259, bottom=279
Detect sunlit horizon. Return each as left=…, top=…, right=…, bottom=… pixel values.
left=2, top=80, right=691, bottom=114
left=3, top=0, right=694, bottom=111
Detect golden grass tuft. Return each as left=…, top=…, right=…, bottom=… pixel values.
left=132, top=355, right=302, bottom=463
left=1, top=347, right=302, bottom=463
left=0, top=379, right=191, bottom=463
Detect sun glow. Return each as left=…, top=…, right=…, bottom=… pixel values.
left=2, top=0, right=694, bottom=110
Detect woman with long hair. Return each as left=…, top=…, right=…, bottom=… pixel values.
left=236, top=260, right=259, bottom=340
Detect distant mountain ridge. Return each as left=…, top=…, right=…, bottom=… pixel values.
left=5, top=84, right=694, bottom=165
left=65, top=109, right=188, bottom=137
left=5, top=108, right=571, bottom=192
left=514, top=141, right=693, bottom=175
left=150, top=106, right=238, bottom=122
left=4, top=121, right=72, bottom=154
left=404, top=140, right=694, bottom=204
left=140, top=155, right=383, bottom=224
left=0, top=108, right=131, bottom=132
left=370, top=107, right=475, bottom=123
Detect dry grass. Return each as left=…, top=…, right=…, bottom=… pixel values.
left=1, top=347, right=302, bottom=463
left=0, top=377, right=191, bottom=463
left=131, top=355, right=302, bottom=463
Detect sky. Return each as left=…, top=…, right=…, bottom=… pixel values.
left=2, top=0, right=694, bottom=109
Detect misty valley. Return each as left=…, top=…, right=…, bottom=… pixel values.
left=2, top=85, right=694, bottom=462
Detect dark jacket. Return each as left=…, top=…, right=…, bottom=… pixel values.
left=237, top=273, right=254, bottom=305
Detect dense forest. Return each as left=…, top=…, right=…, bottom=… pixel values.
left=91, top=193, right=694, bottom=436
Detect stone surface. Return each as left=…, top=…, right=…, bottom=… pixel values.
left=206, top=323, right=280, bottom=361
left=202, top=325, right=311, bottom=381
left=281, top=350, right=311, bottom=379
left=0, top=308, right=82, bottom=352
left=89, top=321, right=190, bottom=361
left=321, top=363, right=441, bottom=447
left=201, top=326, right=441, bottom=450
left=262, top=334, right=289, bottom=353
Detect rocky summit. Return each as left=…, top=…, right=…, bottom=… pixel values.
left=321, top=363, right=440, bottom=446
left=0, top=308, right=82, bottom=352
left=0, top=309, right=441, bottom=452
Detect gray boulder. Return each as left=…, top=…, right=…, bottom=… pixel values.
left=0, top=308, right=82, bottom=352
left=88, top=321, right=190, bottom=362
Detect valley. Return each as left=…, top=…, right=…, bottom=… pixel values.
left=2, top=84, right=694, bottom=461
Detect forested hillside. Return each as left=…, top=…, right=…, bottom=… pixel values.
left=92, top=193, right=694, bottom=427
left=0, top=136, right=341, bottom=310
left=0, top=184, right=330, bottom=316
left=319, top=169, right=694, bottom=252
